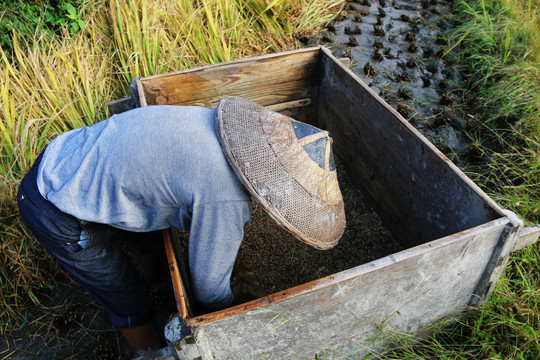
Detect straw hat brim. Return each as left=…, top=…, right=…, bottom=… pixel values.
left=216, top=97, right=346, bottom=250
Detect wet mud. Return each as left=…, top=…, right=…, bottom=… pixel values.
left=302, top=0, right=472, bottom=165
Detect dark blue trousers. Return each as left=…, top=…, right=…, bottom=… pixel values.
left=17, top=151, right=159, bottom=328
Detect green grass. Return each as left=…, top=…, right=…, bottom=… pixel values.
left=454, top=0, right=539, bottom=223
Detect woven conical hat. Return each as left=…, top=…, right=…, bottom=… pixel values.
left=216, top=97, right=346, bottom=250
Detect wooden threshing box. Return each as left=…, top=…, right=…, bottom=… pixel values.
left=109, top=47, right=539, bottom=359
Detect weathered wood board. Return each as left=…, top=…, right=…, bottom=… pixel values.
left=189, top=218, right=513, bottom=359
left=139, top=50, right=318, bottom=104
left=119, top=47, right=539, bottom=359
left=317, top=47, right=503, bottom=248
left=137, top=48, right=322, bottom=125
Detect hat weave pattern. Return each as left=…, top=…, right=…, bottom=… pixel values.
left=216, top=97, right=346, bottom=250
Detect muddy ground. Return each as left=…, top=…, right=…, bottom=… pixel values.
left=1, top=274, right=135, bottom=359
left=1, top=0, right=474, bottom=358
left=304, top=0, right=473, bottom=165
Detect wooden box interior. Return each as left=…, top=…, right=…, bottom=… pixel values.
left=138, top=47, right=503, bottom=321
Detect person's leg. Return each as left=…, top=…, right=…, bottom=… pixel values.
left=17, top=154, right=159, bottom=350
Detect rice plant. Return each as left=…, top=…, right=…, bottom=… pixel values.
left=108, top=0, right=343, bottom=90
left=0, top=32, right=114, bottom=179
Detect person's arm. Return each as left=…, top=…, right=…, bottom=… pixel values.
left=187, top=200, right=252, bottom=310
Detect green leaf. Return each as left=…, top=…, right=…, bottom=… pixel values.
left=66, top=4, right=77, bottom=17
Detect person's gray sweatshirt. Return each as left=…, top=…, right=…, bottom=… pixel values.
left=37, top=105, right=252, bottom=308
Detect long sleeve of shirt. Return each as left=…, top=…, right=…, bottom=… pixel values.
left=188, top=201, right=252, bottom=309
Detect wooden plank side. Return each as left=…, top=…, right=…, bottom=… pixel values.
left=138, top=48, right=322, bottom=108
left=514, top=225, right=540, bottom=252
left=194, top=219, right=508, bottom=359
left=317, top=49, right=502, bottom=247
left=164, top=229, right=190, bottom=319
